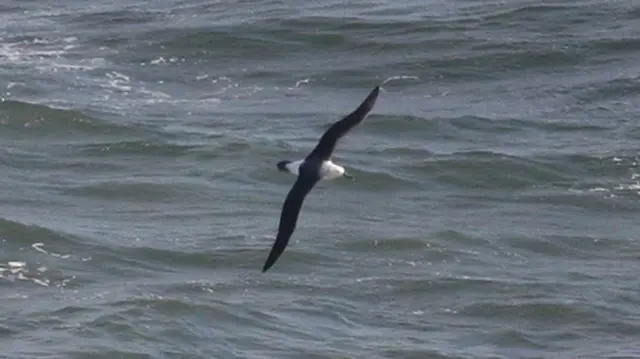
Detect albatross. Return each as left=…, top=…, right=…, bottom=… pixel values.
left=262, top=85, right=380, bottom=272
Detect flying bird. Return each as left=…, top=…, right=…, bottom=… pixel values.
left=262, top=85, right=380, bottom=272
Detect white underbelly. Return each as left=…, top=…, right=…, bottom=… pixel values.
left=320, top=161, right=345, bottom=180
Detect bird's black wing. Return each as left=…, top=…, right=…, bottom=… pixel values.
left=262, top=174, right=319, bottom=272
left=306, top=85, right=380, bottom=161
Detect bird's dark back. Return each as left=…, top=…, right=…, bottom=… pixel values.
left=299, top=158, right=322, bottom=180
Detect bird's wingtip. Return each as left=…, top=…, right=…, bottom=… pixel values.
left=362, top=85, right=381, bottom=106
left=261, top=249, right=281, bottom=273
left=261, top=262, right=272, bottom=273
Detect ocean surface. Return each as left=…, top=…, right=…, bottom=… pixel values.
left=1, top=0, right=640, bottom=358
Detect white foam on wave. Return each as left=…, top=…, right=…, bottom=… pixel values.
left=570, top=156, right=640, bottom=197
left=145, top=56, right=183, bottom=66
left=295, top=78, right=311, bottom=87
left=0, top=35, right=111, bottom=107
left=0, top=43, right=21, bottom=62
left=0, top=37, right=79, bottom=66
left=104, top=71, right=133, bottom=92
left=380, top=75, right=421, bottom=88
left=0, top=260, right=50, bottom=287
left=32, top=242, right=72, bottom=259
left=0, top=35, right=300, bottom=118
left=0, top=240, right=86, bottom=288
left=8, top=261, right=26, bottom=268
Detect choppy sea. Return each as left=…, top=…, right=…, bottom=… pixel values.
left=1, top=1, right=640, bottom=358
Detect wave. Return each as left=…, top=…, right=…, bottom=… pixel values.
left=0, top=217, right=184, bottom=287
left=411, top=151, right=572, bottom=190
left=0, top=99, right=138, bottom=137
left=74, top=140, right=202, bottom=157
left=0, top=217, right=88, bottom=288
left=0, top=217, right=84, bottom=250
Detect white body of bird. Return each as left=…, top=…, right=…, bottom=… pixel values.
left=284, top=159, right=345, bottom=180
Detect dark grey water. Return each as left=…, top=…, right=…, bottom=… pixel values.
left=2, top=0, right=640, bottom=358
